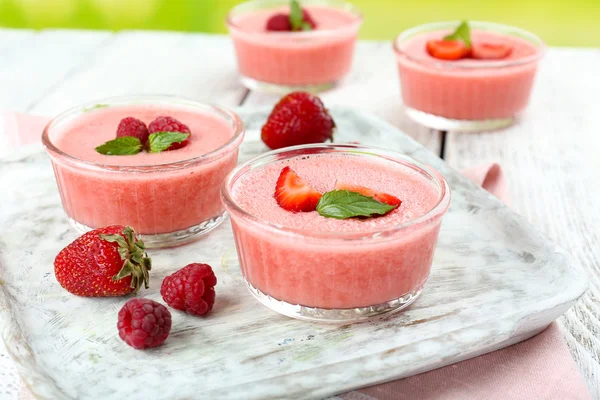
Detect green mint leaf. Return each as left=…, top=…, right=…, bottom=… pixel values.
left=95, top=136, right=142, bottom=156
left=444, top=20, right=471, bottom=47
left=289, top=0, right=305, bottom=31
left=301, top=21, right=312, bottom=31
left=316, top=190, right=397, bottom=220
left=147, top=131, right=190, bottom=153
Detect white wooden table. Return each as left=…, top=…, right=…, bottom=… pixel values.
left=0, top=29, right=598, bottom=399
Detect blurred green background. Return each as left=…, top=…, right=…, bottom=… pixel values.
left=0, top=0, right=599, bottom=46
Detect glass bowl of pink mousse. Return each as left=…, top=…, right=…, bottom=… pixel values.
left=394, top=21, right=545, bottom=132
left=227, top=0, right=363, bottom=93
left=222, top=144, right=451, bottom=322
left=42, top=96, right=245, bottom=248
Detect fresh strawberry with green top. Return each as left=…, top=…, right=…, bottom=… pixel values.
left=275, top=166, right=322, bottom=212
left=261, top=91, right=335, bottom=150
left=54, top=225, right=151, bottom=297
left=334, top=181, right=402, bottom=207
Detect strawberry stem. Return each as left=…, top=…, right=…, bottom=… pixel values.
left=100, top=226, right=152, bottom=294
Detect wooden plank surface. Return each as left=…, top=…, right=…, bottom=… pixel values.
left=445, top=48, right=600, bottom=399
left=0, top=28, right=598, bottom=398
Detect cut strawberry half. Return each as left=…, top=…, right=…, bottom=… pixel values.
left=334, top=182, right=402, bottom=207
left=275, top=167, right=322, bottom=212
left=426, top=40, right=470, bottom=61
left=471, top=42, right=513, bottom=60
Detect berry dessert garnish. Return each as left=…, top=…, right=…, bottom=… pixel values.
left=471, top=42, right=513, bottom=60
left=266, top=13, right=291, bottom=31
left=334, top=182, right=402, bottom=207
left=426, top=40, right=470, bottom=61
left=275, top=166, right=322, bottom=212
left=426, top=20, right=471, bottom=60
left=116, top=117, right=150, bottom=144
left=54, top=225, right=151, bottom=297
left=148, top=116, right=192, bottom=151
left=117, top=298, right=172, bottom=349
left=161, top=263, right=217, bottom=317
left=95, top=115, right=191, bottom=155
left=266, top=0, right=317, bottom=32
left=261, top=91, right=335, bottom=150
left=426, top=21, right=513, bottom=61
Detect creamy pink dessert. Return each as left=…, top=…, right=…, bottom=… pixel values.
left=394, top=22, right=544, bottom=131
left=222, top=145, right=450, bottom=321
left=43, top=97, right=244, bottom=247
left=227, top=0, right=362, bottom=90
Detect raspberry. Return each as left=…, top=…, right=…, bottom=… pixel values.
left=116, top=117, right=150, bottom=144
left=148, top=116, right=191, bottom=151
left=160, top=263, right=217, bottom=317
left=117, top=298, right=171, bottom=349
left=266, top=13, right=291, bottom=31
left=302, top=10, right=317, bottom=29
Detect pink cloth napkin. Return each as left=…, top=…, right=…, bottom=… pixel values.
left=1, top=112, right=592, bottom=400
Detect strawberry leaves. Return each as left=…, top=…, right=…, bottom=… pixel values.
left=316, top=190, right=398, bottom=219
left=100, top=226, right=151, bottom=294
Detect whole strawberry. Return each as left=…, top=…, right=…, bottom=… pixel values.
left=261, top=92, right=335, bottom=150
left=118, top=298, right=171, bottom=349
left=160, top=263, right=217, bottom=316
left=54, top=225, right=151, bottom=297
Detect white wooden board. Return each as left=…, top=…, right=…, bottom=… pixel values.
left=0, top=107, right=587, bottom=399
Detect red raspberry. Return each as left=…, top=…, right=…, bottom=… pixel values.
left=302, top=10, right=317, bottom=29
left=116, top=117, right=150, bottom=144
left=117, top=298, right=171, bottom=349
left=266, top=13, right=291, bottom=31
left=147, top=116, right=191, bottom=150
left=160, top=263, right=217, bottom=317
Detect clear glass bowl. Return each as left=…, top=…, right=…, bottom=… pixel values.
left=221, top=144, right=451, bottom=323
left=42, top=95, right=245, bottom=248
left=227, top=0, right=363, bottom=93
left=394, top=21, right=545, bottom=132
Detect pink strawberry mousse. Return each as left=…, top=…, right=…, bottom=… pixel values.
left=395, top=22, right=544, bottom=125
left=223, top=146, right=450, bottom=314
left=227, top=0, right=362, bottom=88
left=43, top=97, right=244, bottom=246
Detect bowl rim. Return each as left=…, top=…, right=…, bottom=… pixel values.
left=393, top=20, right=545, bottom=70
left=41, top=95, right=245, bottom=172
left=221, top=143, right=451, bottom=241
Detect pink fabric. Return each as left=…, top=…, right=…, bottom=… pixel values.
left=1, top=113, right=591, bottom=400
left=462, top=163, right=510, bottom=205
left=1, top=112, right=49, bottom=150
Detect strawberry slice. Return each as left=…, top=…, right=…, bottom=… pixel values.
left=471, top=42, right=513, bottom=60
left=275, top=167, right=322, bottom=212
left=426, top=40, right=470, bottom=61
left=334, top=182, right=402, bottom=207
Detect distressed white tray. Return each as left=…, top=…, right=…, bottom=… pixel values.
left=0, top=107, right=587, bottom=400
